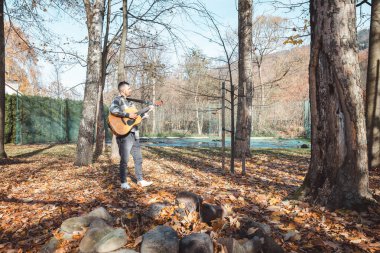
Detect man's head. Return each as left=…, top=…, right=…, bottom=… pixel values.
left=118, top=81, right=132, bottom=97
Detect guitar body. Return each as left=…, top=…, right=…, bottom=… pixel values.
left=108, top=107, right=143, bottom=136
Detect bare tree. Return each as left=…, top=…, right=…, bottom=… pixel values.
left=94, top=0, right=113, bottom=160
left=75, top=0, right=105, bottom=166
left=366, top=0, right=380, bottom=170
left=0, top=0, right=6, bottom=158
left=251, top=15, right=288, bottom=128
left=299, top=0, right=373, bottom=209
left=110, top=0, right=128, bottom=162
left=184, top=49, right=209, bottom=135
left=46, top=63, right=65, bottom=98
left=235, top=0, right=253, bottom=158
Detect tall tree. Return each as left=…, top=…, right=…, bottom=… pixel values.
left=110, top=0, right=128, bottom=162
left=299, top=0, right=373, bottom=209
left=94, top=0, right=112, bottom=160
left=251, top=15, right=288, bottom=130
left=0, top=0, right=6, bottom=158
left=235, top=0, right=253, bottom=158
left=184, top=49, right=209, bottom=135
left=75, top=0, right=105, bottom=166
left=366, top=0, right=380, bottom=170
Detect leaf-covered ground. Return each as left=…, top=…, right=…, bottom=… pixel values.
left=0, top=144, right=379, bottom=252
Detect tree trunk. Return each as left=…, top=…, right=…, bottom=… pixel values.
left=152, top=77, right=156, bottom=134
left=75, top=0, right=105, bottom=166
left=195, top=77, right=202, bottom=135
left=299, top=0, right=373, bottom=210
left=221, top=81, right=226, bottom=170
left=111, top=0, right=128, bottom=162
left=235, top=0, right=253, bottom=158
left=94, top=0, right=112, bottom=160
left=366, top=0, right=380, bottom=170
left=0, top=0, right=6, bottom=158
left=94, top=93, right=105, bottom=159
left=256, top=64, right=263, bottom=131
left=117, top=0, right=128, bottom=82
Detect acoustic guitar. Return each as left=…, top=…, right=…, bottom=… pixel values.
left=107, top=100, right=163, bottom=136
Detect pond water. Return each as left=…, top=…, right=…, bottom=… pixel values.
left=139, top=137, right=310, bottom=149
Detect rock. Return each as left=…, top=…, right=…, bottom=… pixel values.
left=39, top=237, right=60, bottom=253
left=109, top=250, right=138, bottom=253
left=80, top=227, right=113, bottom=252
left=238, top=218, right=284, bottom=253
left=218, top=238, right=261, bottom=253
left=140, top=225, right=179, bottom=253
left=96, top=228, right=128, bottom=253
left=146, top=202, right=169, bottom=219
left=176, top=191, right=203, bottom=212
left=61, top=216, right=92, bottom=234
left=179, top=233, right=213, bottom=253
left=200, top=203, right=227, bottom=224
left=300, top=144, right=309, bottom=148
left=90, top=218, right=112, bottom=229
left=87, top=207, right=113, bottom=223
left=238, top=218, right=271, bottom=238
left=261, top=236, right=284, bottom=253
left=79, top=227, right=127, bottom=253
left=242, top=237, right=262, bottom=253
left=283, top=230, right=301, bottom=241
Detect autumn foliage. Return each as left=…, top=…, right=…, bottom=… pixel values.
left=0, top=144, right=379, bottom=252
left=4, top=23, right=39, bottom=94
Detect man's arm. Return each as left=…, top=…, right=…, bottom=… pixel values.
left=109, top=96, right=130, bottom=118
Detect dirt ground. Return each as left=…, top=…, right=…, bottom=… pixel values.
left=0, top=144, right=379, bottom=252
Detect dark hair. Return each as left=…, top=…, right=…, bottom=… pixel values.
left=118, top=81, right=130, bottom=91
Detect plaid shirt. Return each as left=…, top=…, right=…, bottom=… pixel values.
left=109, top=95, right=139, bottom=134
left=109, top=95, right=134, bottom=118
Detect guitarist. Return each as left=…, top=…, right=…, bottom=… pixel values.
left=109, top=81, right=153, bottom=189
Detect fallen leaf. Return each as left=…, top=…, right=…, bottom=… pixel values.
left=134, top=236, right=143, bottom=247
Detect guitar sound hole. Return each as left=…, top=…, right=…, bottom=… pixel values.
left=127, top=119, right=135, bottom=125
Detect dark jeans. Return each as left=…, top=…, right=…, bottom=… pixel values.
left=116, top=132, right=143, bottom=183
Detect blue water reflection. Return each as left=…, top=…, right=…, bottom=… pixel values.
left=139, top=137, right=310, bottom=149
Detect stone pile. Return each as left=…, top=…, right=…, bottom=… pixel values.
left=40, top=191, right=284, bottom=253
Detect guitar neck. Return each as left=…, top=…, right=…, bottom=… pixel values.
left=137, top=107, right=151, bottom=115
left=127, top=97, right=152, bottom=105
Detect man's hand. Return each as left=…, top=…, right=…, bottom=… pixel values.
left=129, top=112, right=138, bottom=119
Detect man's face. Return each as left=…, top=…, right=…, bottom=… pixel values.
left=120, top=85, right=132, bottom=97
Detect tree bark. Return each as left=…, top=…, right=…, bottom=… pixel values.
left=75, top=0, right=105, bottom=166
left=256, top=63, right=263, bottom=131
left=152, top=77, right=156, bottom=134
left=195, top=76, right=202, bottom=135
left=0, top=0, right=6, bottom=158
left=366, top=0, right=380, bottom=170
left=235, top=0, right=253, bottom=158
left=0, top=0, right=7, bottom=158
left=94, top=0, right=112, bottom=160
left=117, top=0, right=128, bottom=82
left=111, top=0, right=128, bottom=162
left=299, top=0, right=373, bottom=210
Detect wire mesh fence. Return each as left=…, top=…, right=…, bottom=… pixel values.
left=4, top=93, right=310, bottom=144
left=5, top=94, right=111, bottom=144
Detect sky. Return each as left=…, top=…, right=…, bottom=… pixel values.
left=38, top=0, right=243, bottom=93
left=13, top=0, right=370, bottom=96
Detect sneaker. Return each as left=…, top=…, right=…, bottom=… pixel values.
left=137, top=180, right=153, bottom=187
left=121, top=182, right=131, bottom=189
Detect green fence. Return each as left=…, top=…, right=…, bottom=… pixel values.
left=5, top=94, right=111, bottom=144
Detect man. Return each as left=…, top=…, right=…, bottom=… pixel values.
left=109, top=81, right=153, bottom=189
